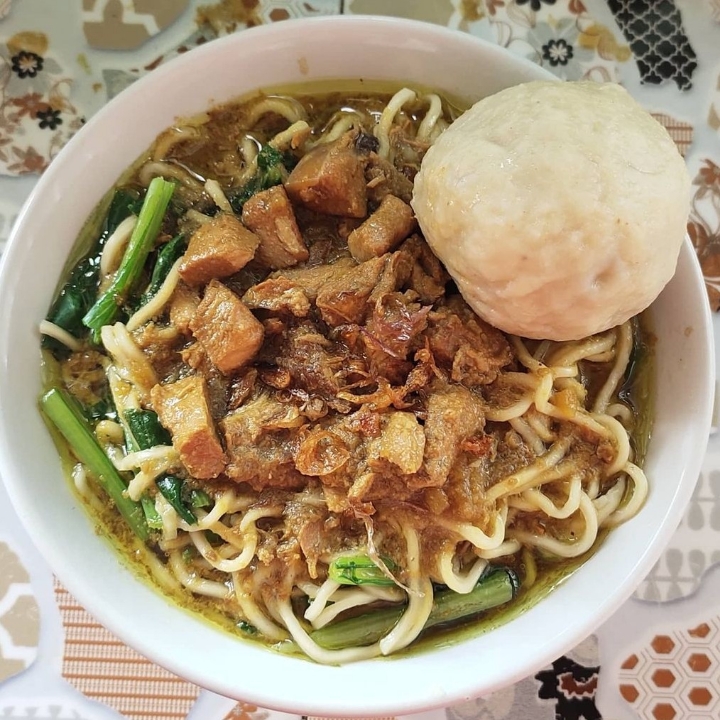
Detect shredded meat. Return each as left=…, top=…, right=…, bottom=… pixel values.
left=402, top=234, right=449, bottom=304
left=220, top=392, right=306, bottom=490
left=275, top=323, right=353, bottom=412
left=365, top=151, right=414, bottom=204
left=426, top=296, right=513, bottom=386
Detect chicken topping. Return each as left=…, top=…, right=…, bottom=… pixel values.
left=151, top=375, right=226, bottom=479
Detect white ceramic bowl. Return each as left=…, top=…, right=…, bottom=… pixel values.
left=0, top=16, right=714, bottom=717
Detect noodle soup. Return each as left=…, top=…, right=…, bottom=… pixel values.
left=39, top=84, right=653, bottom=662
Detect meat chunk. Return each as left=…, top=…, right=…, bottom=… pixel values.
left=132, top=322, right=183, bottom=384
left=241, top=185, right=308, bottom=269
left=422, top=383, right=486, bottom=487
left=426, top=296, right=513, bottom=386
left=368, top=249, right=415, bottom=307
left=277, top=323, right=350, bottom=410
left=151, top=375, right=226, bottom=479
left=368, top=411, right=425, bottom=475
left=314, top=249, right=416, bottom=329
left=366, top=292, right=429, bottom=359
left=270, top=256, right=356, bottom=300
left=178, top=213, right=259, bottom=286
left=242, top=276, right=311, bottom=317
left=190, top=280, right=264, bottom=374
left=365, top=152, right=414, bottom=204
left=285, top=132, right=367, bottom=218
left=315, top=256, right=386, bottom=326
left=402, top=234, right=449, bottom=304
left=347, top=195, right=417, bottom=262
left=169, top=282, right=200, bottom=335
left=177, top=342, right=231, bottom=420
left=362, top=292, right=430, bottom=384
left=220, top=393, right=306, bottom=490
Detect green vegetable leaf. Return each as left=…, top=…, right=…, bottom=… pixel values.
left=43, top=190, right=142, bottom=352
left=329, top=554, right=397, bottom=586
left=310, top=566, right=519, bottom=651
left=83, top=177, right=175, bottom=336
left=124, top=408, right=171, bottom=451
left=141, top=495, right=163, bottom=530
left=228, top=144, right=293, bottom=213
left=238, top=620, right=258, bottom=635
left=190, top=488, right=212, bottom=508
left=40, top=387, right=149, bottom=541
left=140, top=233, right=187, bottom=306
left=156, top=475, right=197, bottom=525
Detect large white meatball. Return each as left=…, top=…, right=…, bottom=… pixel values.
left=411, top=81, right=690, bottom=341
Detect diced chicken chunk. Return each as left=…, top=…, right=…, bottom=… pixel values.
left=169, top=282, right=200, bottom=335
left=242, top=276, right=311, bottom=317
left=365, top=151, right=414, bottom=204
left=270, top=256, right=356, bottom=300
left=241, top=185, right=308, bottom=269
left=316, top=256, right=386, bottom=326
left=178, top=213, right=259, bottom=286
left=426, top=296, right=512, bottom=386
left=368, top=411, right=425, bottom=475
left=347, top=195, right=417, bottom=261
left=285, top=133, right=367, bottom=218
left=190, top=280, right=264, bottom=374
left=151, top=375, right=226, bottom=479
left=220, top=393, right=306, bottom=490
left=422, top=384, right=485, bottom=487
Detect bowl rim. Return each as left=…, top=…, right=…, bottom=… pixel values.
left=0, top=14, right=715, bottom=717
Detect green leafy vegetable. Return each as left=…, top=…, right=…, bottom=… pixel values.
left=329, top=554, right=397, bottom=586
left=85, top=396, right=116, bottom=422
left=141, top=495, right=163, bottom=530
left=124, top=408, right=171, bottom=451
left=190, top=489, right=212, bottom=508
left=156, top=475, right=197, bottom=525
left=205, top=529, right=223, bottom=544
left=40, top=387, right=149, bottom=541
left=238, top=621, right=258, bottom=635
left=140, top=233, right=187, bottom=306
left=43, top=190, right=142, bottom=351
left=228, top=145, right=293, bottom=213
left=310, top=566, right=519, bottom=651
left=83, top=177, right=175, bottom=336
left=119, top=407, right=171, bottom=534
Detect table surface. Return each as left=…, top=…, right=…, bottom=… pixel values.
left=1, top=1, right=720, bottom=719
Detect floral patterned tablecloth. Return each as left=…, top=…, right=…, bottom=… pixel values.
left=1, top=2, right=720, bottom=720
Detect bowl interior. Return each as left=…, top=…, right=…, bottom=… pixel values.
left=0, top=16, right=713, bottom=717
